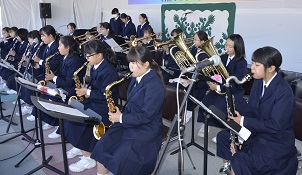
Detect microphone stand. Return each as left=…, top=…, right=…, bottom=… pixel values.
left=153, top=69, right=201, bottom=175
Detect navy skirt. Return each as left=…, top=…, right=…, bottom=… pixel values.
left=91, top=124, right=161, bottom=175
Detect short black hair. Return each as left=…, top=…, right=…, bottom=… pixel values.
left=16, top=28, right=28, bottom=41
left=252, top=46, right=282, bottom=72
left=67, top=22, right=76, bottom=29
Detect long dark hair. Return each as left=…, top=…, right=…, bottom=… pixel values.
left=28, top=30, right=41, bottom=43
left=120, top=13, right=132, bottom=22
left=228, top=34, right=246, bottom=62
left=139, top=13, right=149, bottom=25
left=83, top=39, right=117, bottom=66
left=60, top=35, right=79, bottom=55
left=196, top=30, right=208, bottom=41
left=41, top=25, right=59, bottom=41
left=16, top=28, right=28, bottom=41
left=127, top=46, right=163, bottom=84
left=252, top=46, right=282, bottom=74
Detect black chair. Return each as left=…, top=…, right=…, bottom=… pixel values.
left=118, top=73, right=131, bottom=107
left=294, top=97, right=302, bottom=170
left=161, top=85, right=185, bottom=143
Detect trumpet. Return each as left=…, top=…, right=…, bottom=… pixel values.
left=120, top=33, right=162, bottom=48
left=73, top=31, right=97, bottom=40
left=79, top=33, right=101, bottom=49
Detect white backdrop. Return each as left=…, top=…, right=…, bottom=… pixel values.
left=0, top=0, right=301, bottom=72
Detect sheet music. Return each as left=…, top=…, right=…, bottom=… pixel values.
left=17, top=77, right=38, bottom=88
left=37, top=100, right=89, bottom=118
left=105, top=38, right=123, bottom=52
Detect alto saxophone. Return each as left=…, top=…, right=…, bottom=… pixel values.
left=38, top=52, right=60, bottom=86
left=93, top=72, right=132, bottom=140
left=68, top=61, right=88, bottom=104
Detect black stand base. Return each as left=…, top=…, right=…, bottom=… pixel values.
left=170, top=111, right=215, bottom=156
left=0, top=127, right=35, bottom=144
left=0, top=98, right=17, bottom=125
left=24, top=155, right=65, bottom=175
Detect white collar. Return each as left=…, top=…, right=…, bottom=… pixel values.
left=263, top=72, right=277, bottom=88
left=48, top=40, right=55, bottom=48
left=93, top=58, right=104, bottom=70
left=136, top=68, right=151, bottom=84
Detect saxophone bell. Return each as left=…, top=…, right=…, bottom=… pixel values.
left=93, top=72, right=132, bottom=140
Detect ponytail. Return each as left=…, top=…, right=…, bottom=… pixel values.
left=105, top=48, right=117, bottom=67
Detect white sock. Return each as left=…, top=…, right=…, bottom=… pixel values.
left=97, top=173, right=108, bottom=175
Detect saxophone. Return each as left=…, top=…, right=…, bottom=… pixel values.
left=68, top=61, right=88, bottom=104
left=38, top=52, right=60, bottom=86
left=93, top=72, right=132, bottom=140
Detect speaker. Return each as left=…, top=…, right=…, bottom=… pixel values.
left=39, top=3, right=52, bottom=18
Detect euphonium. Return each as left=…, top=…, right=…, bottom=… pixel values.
left=169, top=32, right=198, bottom=69
left=38, top=52, right=60, bottom=86
left=197, top=37, right=230, bottom=95
left=68, top=61, right=88, bottom=104
left=93, top=72, right=132, bottom=140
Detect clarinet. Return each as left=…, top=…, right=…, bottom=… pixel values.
left=17, top=43, right=30, bottom=71
left=225, top=73, right=252, bottom=150
left=4, top=38, right=18, bottom=61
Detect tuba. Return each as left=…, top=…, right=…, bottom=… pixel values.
left=93, top=72, right=132, bottom=140
left=68, top=61, right=88, bottom=104
left=38, top=52, right=60, bottom=86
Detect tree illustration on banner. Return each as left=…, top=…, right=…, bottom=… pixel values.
left=161, top=3, right=236, bottom=54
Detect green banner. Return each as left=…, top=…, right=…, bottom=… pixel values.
left=161, top=3, right=236, bottom=54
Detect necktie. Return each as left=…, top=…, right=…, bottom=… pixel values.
left=261, top=85, right=266, bottom=98
left=226, top=57, right=231, bottom=66
left=134, top=79, right=138, bottom=87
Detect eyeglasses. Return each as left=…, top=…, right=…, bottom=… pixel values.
left=84, top=53, right=97, bottom=58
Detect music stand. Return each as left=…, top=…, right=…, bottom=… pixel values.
left=0, top=78, right=35, bottom=145
left=0, top=91, right=17, bottom=125
left=187, top=94, right=251, bottom=175
left=30, top=96, right=100, bottom=175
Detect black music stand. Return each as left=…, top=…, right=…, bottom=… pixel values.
left=30, top=96, right=100, bottom=175
left=0, top=91, right=17, bottom=125
left=0, top=78, right=35, bottom=145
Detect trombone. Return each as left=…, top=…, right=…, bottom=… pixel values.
left=79, top=33, right=101, bottom=49
left=73, top=31, right=97, bottom=40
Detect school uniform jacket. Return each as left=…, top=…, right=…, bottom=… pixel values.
left=122, top=21, right=136, bottom=39
left=136, top=23, right=151, bottom=38
left=110, top=16, right=124, bottom=36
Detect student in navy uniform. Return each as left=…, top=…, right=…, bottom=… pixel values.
left=161, top=28, right=182, bottom=84
left=136, top=13, right=151, bottom=38
left=2, top=28, right=29, bottom=82
left=141, top=26, right=155, bottom=57
left=67, top=22, right=79, bottom=37
left=99, top=22, right=114, bottom=49
left=109, top=8, right=123, bottom=36
left=30, top=25, right=63, bottom=132
left=0, top=27, right=13, bottom=60
left=65, top=39, right=119, bottom=173
left=91, top=46, right=165, bottom=175
left=216, top=46, right=298, bottom=175
left=120, top=13, right=136, bottom=40
left=197, top=34, right=247, bottom=141
left=17, top=30, right=44, bottom=118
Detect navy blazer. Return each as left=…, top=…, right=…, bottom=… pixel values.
left=136, top=23, right=151, bottom=38
left=55, top=54, right=86, bottom=99
left=198, top=54, right=247, bottom=126
left=82, top=58, right=119, bottom=125
left=35, top=41, right=63, bottom=81
left=110, top=16, right=124, bottom=36
left=110, top=69, right=165, bottom=141
left=243, top=72, right=296, bottom=159
left=122, top=21, right=136, bottom=39
left=0, top=37, right=13, bottom=59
